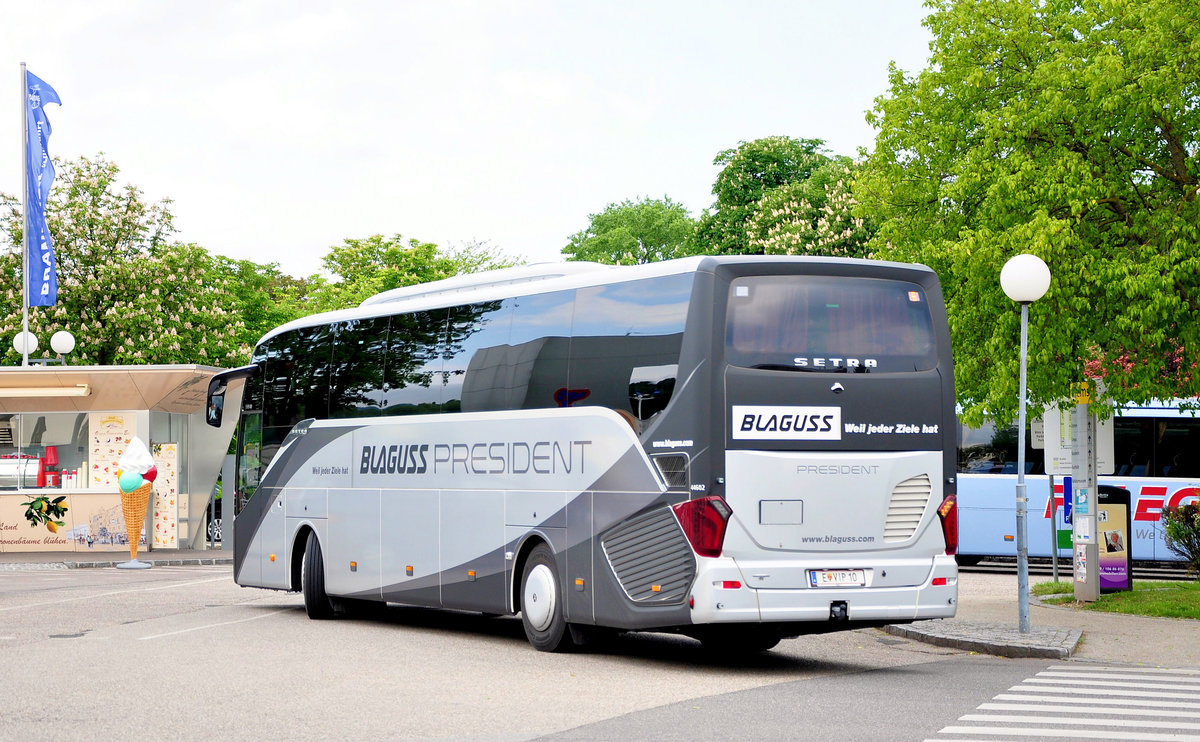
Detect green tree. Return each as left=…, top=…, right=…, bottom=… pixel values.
left=746, top=158, right=876, bottom=258
left=307, top=234, right=518, bottom=313
left=563, top=196, right=696, bottom=264
left=442, top=239, right=520, bottom=275
left=857, top=0, right=1200, bottom=425
left=0, top=155, right=249, bottom=365
left=211, top=258, right=310, bottom=349
left=692, top=136, right=831, bottom=255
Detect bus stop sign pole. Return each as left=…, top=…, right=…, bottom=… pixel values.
left=1071, top=397, right=1100, bottom=602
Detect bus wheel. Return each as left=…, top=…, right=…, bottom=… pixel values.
left=520, top=544, right=570, bottom=652
left=301, top=531, right=336, bottom=620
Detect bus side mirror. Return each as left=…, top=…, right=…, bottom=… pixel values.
left=205, top=364, right=259, bottom=428
left=206, top=379, right=226, bottom=427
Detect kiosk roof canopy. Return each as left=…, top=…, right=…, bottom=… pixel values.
left=0, top=365, right=224, bottom=413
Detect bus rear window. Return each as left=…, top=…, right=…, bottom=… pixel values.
left=726, top=275, right=937, bottom=372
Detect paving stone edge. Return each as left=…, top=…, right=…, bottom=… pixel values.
left=882, top=622, right=1082, bottom=660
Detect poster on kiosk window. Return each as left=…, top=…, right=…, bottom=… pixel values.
left=151, top=443, right=180, bottom=547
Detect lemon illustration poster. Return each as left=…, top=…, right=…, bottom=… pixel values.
left=0, top=493, right=144, bottom=553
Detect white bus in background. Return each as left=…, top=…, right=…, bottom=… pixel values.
left=957, top=400, right=1200, bottom=563
left=206, top=255, right=960, bottom=652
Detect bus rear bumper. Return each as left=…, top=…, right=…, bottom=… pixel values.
left=688, top=559, right=958, bottom=625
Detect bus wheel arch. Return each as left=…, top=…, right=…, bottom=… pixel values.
left=518, top=541, right=570, bottom=652
left=290, top=526, right=315, bottom=592
left=510, top=533, right=549, bottom=614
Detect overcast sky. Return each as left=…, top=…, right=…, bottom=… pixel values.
left=2, top=1, right=933, bottom=279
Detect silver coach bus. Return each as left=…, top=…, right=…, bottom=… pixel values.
left=206, top=255, right=959, bottom=652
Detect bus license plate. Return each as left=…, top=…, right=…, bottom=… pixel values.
left=810, top=569, right=866, bottom=588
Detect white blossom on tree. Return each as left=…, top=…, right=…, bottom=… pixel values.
left=1, top=155, right=248, bottom=365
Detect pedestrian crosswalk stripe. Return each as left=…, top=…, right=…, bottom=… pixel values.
left=980, top=702, right=1200, bottom=718
left=1010, top=684, right=1200, bottom=700
left=1023, top=676, right=1199, bottom=691
left=995, top=694, right=1200, bottom=710
left=962, top=713, right=1200, bottom=730
left=1048, top=665, right=1200, bottom=676
left=937, top=725, right=1200, bottom=740
left=1039, top=670, right=1200, bottom=687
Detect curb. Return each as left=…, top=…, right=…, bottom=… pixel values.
left=1, top=557, right=233, bottom=571
left=883, top=620, right=1083, bottom=659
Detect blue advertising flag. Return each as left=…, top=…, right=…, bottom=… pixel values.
left=25, top=70, right=61, bottom=307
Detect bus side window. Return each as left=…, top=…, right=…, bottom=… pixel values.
left=384, top=309, right=448, bottom=415
left=569, top=275, right=691, bottom=420
left=330, top=317, right=390, bottom=418
left=262, top=331, right=298, bottom=429
left=508, top=290, right=575, bottom=410
left=444, top=300, right=512, bottom=413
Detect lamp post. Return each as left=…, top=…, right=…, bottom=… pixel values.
left=1000, top=254, right=1051, bottom=634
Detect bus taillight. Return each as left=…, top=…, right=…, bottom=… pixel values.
left=673, top=496, right=732, bottom=558
left=937, top=494, right=958, bottom=555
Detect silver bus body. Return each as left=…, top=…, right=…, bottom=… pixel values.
left=209, top=255, right=959, bottom=651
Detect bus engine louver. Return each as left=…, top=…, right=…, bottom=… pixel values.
left=883, top=473, right=932, bottom=542
left=652, top=453, right=689, bottom=488
left=601, top=507, right=695, bottom=604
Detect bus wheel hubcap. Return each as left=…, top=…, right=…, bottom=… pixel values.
left=524, top=564, right=556, bottom=631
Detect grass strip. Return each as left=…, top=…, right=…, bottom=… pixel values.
left=1037, top=580, right=1200, bottom=619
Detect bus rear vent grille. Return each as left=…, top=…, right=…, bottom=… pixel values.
left=883, top=474, right=932, bottom=542
left=601, top=507, right=694, bottom=605
left=652, top=454, right=689, bottom=488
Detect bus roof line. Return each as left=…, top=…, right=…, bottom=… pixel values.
left=360, top=261, right=614, bottom=306
left=254, top=255, right=932, bottom=348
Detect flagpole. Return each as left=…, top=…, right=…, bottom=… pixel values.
left=19, top=62, right=29, bottom=366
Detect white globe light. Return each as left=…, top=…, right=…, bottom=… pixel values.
left=1000, top=254, right=1051, bottom=303
left=50, top=330, right=76, bottom=355
left=12, top=331, right=38, bottom=355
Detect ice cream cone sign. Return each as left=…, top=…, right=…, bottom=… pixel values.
left=118, top=437, right=156, bottom=561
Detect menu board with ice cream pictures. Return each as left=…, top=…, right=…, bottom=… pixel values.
left=89, top=413, right=134, bottom=489
left=151, top=443, right=180, bottom=547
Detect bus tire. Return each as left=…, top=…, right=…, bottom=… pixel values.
left=520, top=543, right=570, bottom=652
left=302, top=531, right=336, bottom=620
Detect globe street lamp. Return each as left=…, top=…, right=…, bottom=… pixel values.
left=50, top=330, right=76, bottom=361
left=10, top=330, right=77, bottom=365
left=1000, top=253, right=1051, bottom=634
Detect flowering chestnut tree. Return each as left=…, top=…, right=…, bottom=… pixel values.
left=691, top=136, right=875, bottom=258
left=746, top=159, right=875, bottom=259
left=0, top=155, right=250, bottom=365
